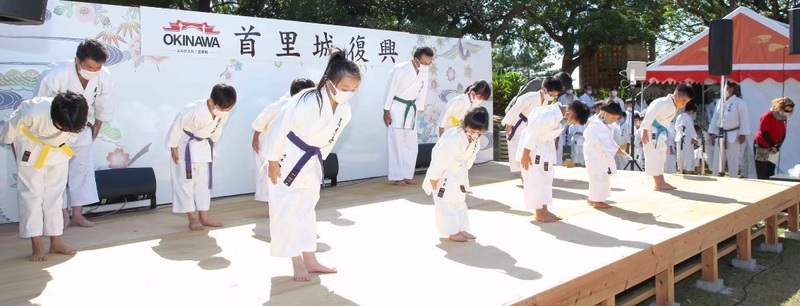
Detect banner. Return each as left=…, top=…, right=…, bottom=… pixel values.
left=0, top=1, right=492, bottom=224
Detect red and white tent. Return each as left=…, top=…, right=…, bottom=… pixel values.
left=647, top=6, right=800, bottom=175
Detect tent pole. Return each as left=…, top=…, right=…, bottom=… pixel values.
left=717, top=76, right=727, bottom=177
left=701, top=84, right=706, bottom=175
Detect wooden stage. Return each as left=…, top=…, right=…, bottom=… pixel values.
left=1, top=162, right=799, bottom=306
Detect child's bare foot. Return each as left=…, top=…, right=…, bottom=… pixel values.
left=393, top=181, right=407, bottom=186
left=305, top=262, right=337, bottom=274
left=292, top=257, right=311, bottom=282
left=589, top=201, right=612, bottom=209
left=535, top=212, right=559, bottom=223
left=70, top=215, right=95, bottom=227
left=403, top=179, right=417, bottom=185
left=30, top=237, right=46, bottom=261
left=459, top=231, right=476, bottom=239
left=200, top=218, right=223, bottom=227
left=654, top=183, right=677, bottom=191
left=62, top=210, right=70, bottom=230
left=189, top=220, right=204, bottom=231
left=49, top=242, right=76, bottom=256
left=448, top=234, right=468, bottom=242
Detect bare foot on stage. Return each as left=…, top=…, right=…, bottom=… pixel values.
left=292, top=257, right=311, bottom=282
left=200, top=218, right=223, bottom=228
left=62, top=210, right=70, bottom=230
left=305, top=262, right=337, bottom=274
left=49, top=243, right=77, bottom=257
left=654, top=183, right=677, bottom=191
left=459, top=231, right=476, bottom=239
left=548, top=211, right=563, bottom=221
left=71, top=215, right=95, bottom=227
left=448, top=234, right=468, bottom=242
left=189, top=220, right=204, bottom=231
left=535, top=211, right=562, bottom=223
left=393, top=181, right=407, bottom=186
left=589, top=201, right=612, bottom=209
left=30, top=238, right=47, bottom=261
left=403, top=179, right=417, bottom=185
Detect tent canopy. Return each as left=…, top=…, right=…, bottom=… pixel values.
left=647, top=6, right=800, bottom=84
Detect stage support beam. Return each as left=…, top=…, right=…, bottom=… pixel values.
left=652, top=266, right=679, bottom=306
left=732, top=228, right=760, bottom=271
left=759, top=215, right=784, bottom=253
left=599, top=297, right=615, bottom=306
left=785, top=203, right=800, bottom=240
left=696, top=245, right=727, bottom=293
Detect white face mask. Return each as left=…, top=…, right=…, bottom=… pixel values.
left=212, top=107, right=229, bottom=117
left=611, top=90, right=618, bottom=96
left=586, top=90, right=593, bottom=95
left=79, top=67, right=100, bottom=80
left=566, top=89, right=573, bottom=94
left=329, top=81, right=355, bottom=104
left=418, top=64, right=430, bottom=72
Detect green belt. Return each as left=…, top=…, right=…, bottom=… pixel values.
left=393, top=96, right=417, bottom=129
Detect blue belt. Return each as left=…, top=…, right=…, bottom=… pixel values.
left=651, top=121, right=669, bottom=149
left=183, top=130, right=214, bottom=189
left=393, top=96, right=417, bottom=129
left=507, top=113, right=527, bottom=141
left=283, top=131, right=323, bottom=186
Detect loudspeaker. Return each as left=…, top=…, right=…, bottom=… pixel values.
left=791, top=8, right=800, bottom=55
left=626, top=61, right=647, bottom=82
left=95, top=167, right=157, bottom=209
left=323, top=153, right=339, bottom=187
left=708, top=19, right=734, bottom=76
left=0, top=0, right=48, bottom=25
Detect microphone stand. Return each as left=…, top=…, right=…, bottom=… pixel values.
left=625, top=71, right=643, bottom=171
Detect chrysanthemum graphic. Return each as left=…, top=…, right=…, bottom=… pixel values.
left=429, top=79, right=439, bottom=91
left=446, top=67, right=456, bottom=81
left=107, top=148, right=131, bottom=169
left=75, top=4, right=95, bottom=23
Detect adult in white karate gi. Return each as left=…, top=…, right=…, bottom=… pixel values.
left=502, top=77, right=562, bottom=173
left=641, top=84, right=694, bottom=190
left=35, top=39, right=113, bottom=228
left=167, top=84, right=237, bottom=231
left=708, top=83, right=750, bottom=177
left=517, top=101, right=591, bottom=222
left=1, top=92, right=88, bottom=261
left=579, top=85, right=596, bottom=109
left=423, top=107, right=488, bottom=242
left=383, top=47, right=434, bottom=186
left=438, top=80, right=492, bottom=136
left=584, top=101, right=627, bottom=209
left=675, top=103, right=699, bottom=173
left=252, top=79, right=316, bottom=202
left=569, top=123, right=586, bottom=167
left=265, top=49, right=360, bottom=282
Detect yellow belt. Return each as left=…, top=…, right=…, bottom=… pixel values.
left=262, top=124, right=269, bottom=132
left=449, top=116, right=460, bottom=128
left=20, top=125, right=74, bottom=169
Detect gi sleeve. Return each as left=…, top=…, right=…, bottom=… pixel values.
left=426, top=136, right=459, bottom=181
left=383, top=67, right=402, bottom=111
left=165, top=107, right=192, bottom=148
left=1, top=100, right=34, bottom=144
left=738, top=99, right=750, bottom=136
left=438, top=96, right=460, bottom=129
left=265, top=95, right=308, bottom=161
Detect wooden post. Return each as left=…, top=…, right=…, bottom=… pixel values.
left=766, top=215, right=779, bottom=245
left=598, top=297, right=615, bottom=306
left=788, top=203, right=799, bottom=232
left=655, top=266, right=676, bottom=306
left=736, top=229, right=752, bottom=260
left=701, top=245, right=719, bottom=281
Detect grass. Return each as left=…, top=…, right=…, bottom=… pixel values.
left=639, top=231, right=800, bottom=306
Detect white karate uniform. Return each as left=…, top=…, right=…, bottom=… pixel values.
left=556, top=94, right=578, bottom=166
left=614, top=117, right=631, bottom=170
left=708, top=96, right=750, bottom=177
left=501, top=90, right=546, bottom=172
left=385, top=62, right=428, bottom=181
left=569, top=124, right=585, bottom=165
left=422, top=127, right=479, bottom=236
left=675, top=113, right=698, bottom=171
left=641, top=95, right=677, bottom=176
left=579, top=93, right=595, bottom=108
left=166, top=100, right=229, bottom=213
left=265, top=88, right=351, bottom=258
left=439, top=94, right=481, bottom=131
left=252, top=93, right=292, bottom=202
left=583, top=116, right=620, bottom=202
left=634, top=102, right=648, bottom=114
left=516, top=104, right=567, bottom=209
left=1, top=97, right=78, bottom=237
left=664, top=120, right=678, bottom=174
left=634, top=127, right=644, bottom=170
left=557, top=93, right=577, bottom=106
left=35, top=60, right=114, bottom=208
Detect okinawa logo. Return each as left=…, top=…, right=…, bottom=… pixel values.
left=162, top=20, right=221, bottom=48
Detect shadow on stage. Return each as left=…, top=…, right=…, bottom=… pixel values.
left=533, top=221, right=652, bottom=249
left=436, top=242, right=542, bottom=281
left=251, top=221, right=332, bottom=253
left=151, top=232, right=231, bottom=270
left=597, top=206, right=684, bottom=229
left=265, top=276, right=356, bottom=306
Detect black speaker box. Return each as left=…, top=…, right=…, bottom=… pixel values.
left=95, top=167, right=157, bottom=209
left=0, top=0, right=48, bottom=25
left=323, top=153, right=339, bottom=187
left=790, top=8, right=800, bottom=55
left=708, top=19, right=734, bottom=76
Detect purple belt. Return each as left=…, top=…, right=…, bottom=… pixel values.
left=283, top=131, right=323, bottom=186
left=507, top=113, right=528, bottom=141
left=183, top=130, right=214, bottom=189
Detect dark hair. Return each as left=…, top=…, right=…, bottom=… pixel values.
left=542, top=77, right=563, bottom=93
left=75, top=39, right=109, bottom=64
left=307, top=47, right=361, bottom=109
left=289, top=78, right=315, bottom=96
left=634, top=111, right=642, bottom=120
left=725, top=81, right=740, bottom=97
left=461, top=106, right=490, bottom=132
left=600, top=100, right=623, bottom=116
left=569, top=100, right=591, bottom=125
left=684, top=102, right=697, bottom=113
left=675, top=83, right=695, bottom=99
left=584, top=85, right=592, bottom=90
left=51, top=91, right=89, bottom=133
left=210, top=83, right=237, bottom=109
left=464, top=80, right=492, bottom=100
left=414, top=47, right=434, bottom=59
left=554, top=72, right=572, bottom=90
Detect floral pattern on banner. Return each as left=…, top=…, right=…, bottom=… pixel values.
left=221, top=59, right=244, bottom=80
left=107, top=148, right=131, bottom=169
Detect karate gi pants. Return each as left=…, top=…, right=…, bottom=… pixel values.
left=387, top=127, right=418, bottom=181
left=18, top=163, right=68, bottom=238
left=62, top=144, right=99, bottom=208
left=712, top=140, right=745, bottom=177
left=170, top=161, right=211, bottom=213
left=521, top=159, right=554, bottom=209
left=644, top=135, right=668, bottom=176
left=268, top=182, right=320, bottom=257
left=254, top=153, right=269, bottom=202
left=507, top=136, right=522, bottom=172
left=571, top=144, right=584, bottom=165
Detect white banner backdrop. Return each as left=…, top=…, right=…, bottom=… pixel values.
left=0, top=1, right=492, bottom=224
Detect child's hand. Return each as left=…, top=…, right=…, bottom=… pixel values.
left=252, top=132, right=260, bottom=154
left=520, top=151, right=532, bottom=170
left=170, top=147, right=179, bottom=164
left=268, top=161, right=280, bottom=184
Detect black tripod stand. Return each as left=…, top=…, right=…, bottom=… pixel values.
left=625, top=81, right=643, bottom=171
